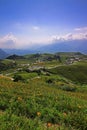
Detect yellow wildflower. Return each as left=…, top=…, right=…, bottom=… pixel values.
left=37, top=112, right=41, bottom=116
left=78, top=105, right=81, bottom=108
left=63, top=112, right=67, bottom=116
left=47, top=122, right=52, bottom=127
left=18, top=97, right=22, bottom=101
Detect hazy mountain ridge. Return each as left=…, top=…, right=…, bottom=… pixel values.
left=2, top=39, right=87, bottom=55
left=38, top=39, right=87, bottom=53
left=0, top=49, right=9, bottom=59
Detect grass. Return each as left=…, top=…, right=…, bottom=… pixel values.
left=48, top=62, right=87, bottom=84
left=1, top=59, right=14, bottom=64
left=13, top=71, right=38, bottom=80
left=0, top=76, right=87, bottom=130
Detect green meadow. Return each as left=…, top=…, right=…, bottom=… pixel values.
left=0, top=53, right=87, bottom=130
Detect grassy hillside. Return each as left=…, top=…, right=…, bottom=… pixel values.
left=0, top=76, right=87, bottom=130
left=0, top=52, right=87, bottom=129
left=48, top=62, right=87, bottom=84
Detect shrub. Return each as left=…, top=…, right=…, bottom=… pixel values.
left=13, top=74, right=25, bottom=82
left=46, top=79, right=54, bottom=84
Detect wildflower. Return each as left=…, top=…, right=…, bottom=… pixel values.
left=63, top=112, right=67, bottom=116
left=78, top=105, right=81, bottom=108
left=18, top=97, right=22, bottom=101
left=47, top=122, right=52, bottom=127
left=37, top=112, right=41, bottom=116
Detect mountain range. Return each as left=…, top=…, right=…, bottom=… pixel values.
left=0, top=39, right=87, bottom=57
left=4, top=39, right=87, bottom=54
left=38, top=39, right=87, bottom=54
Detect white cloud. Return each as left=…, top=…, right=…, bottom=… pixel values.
left=0, top=33, right=30, bottom=49
left=0, top=33, right=17, bottom=48
left=64, top=33, right=87, bottom=40
left=0, top=33, right=48, bottom=49
left=74, top=26, right=87, bottom=32
left=2, top=33, right=17, bottom=42
left=0, top=26, right=87, bottom=49
left=32, top=26, right=40, bottom=31
left=51, top=27, right=87, bottom=42
left=52, top=33, right=87, bottom=42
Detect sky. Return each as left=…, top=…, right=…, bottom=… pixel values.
left=0, top=0, right=87, bottom=49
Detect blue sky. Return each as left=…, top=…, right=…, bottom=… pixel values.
left=0, top=0, right=87, bottom=49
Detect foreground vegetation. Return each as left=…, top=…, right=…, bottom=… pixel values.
left=0, top=52, right=87, bottom=130
left=0, top=75, right=87, bottom=130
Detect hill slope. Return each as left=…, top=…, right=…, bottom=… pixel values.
left=48, top=62, right=87, bottom=84
left=0, top=76, right=87, bottom=130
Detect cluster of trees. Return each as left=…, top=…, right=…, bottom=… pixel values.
left=29, top=53, right=62, bottom=62
left=6, top=54, right=24, bottom=60
left=45, top=55, right=61, bottom=62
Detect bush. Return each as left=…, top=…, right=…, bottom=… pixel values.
left=46, top=79, right=54, bottom=84
left=13, top=74, right=25, bottom=82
